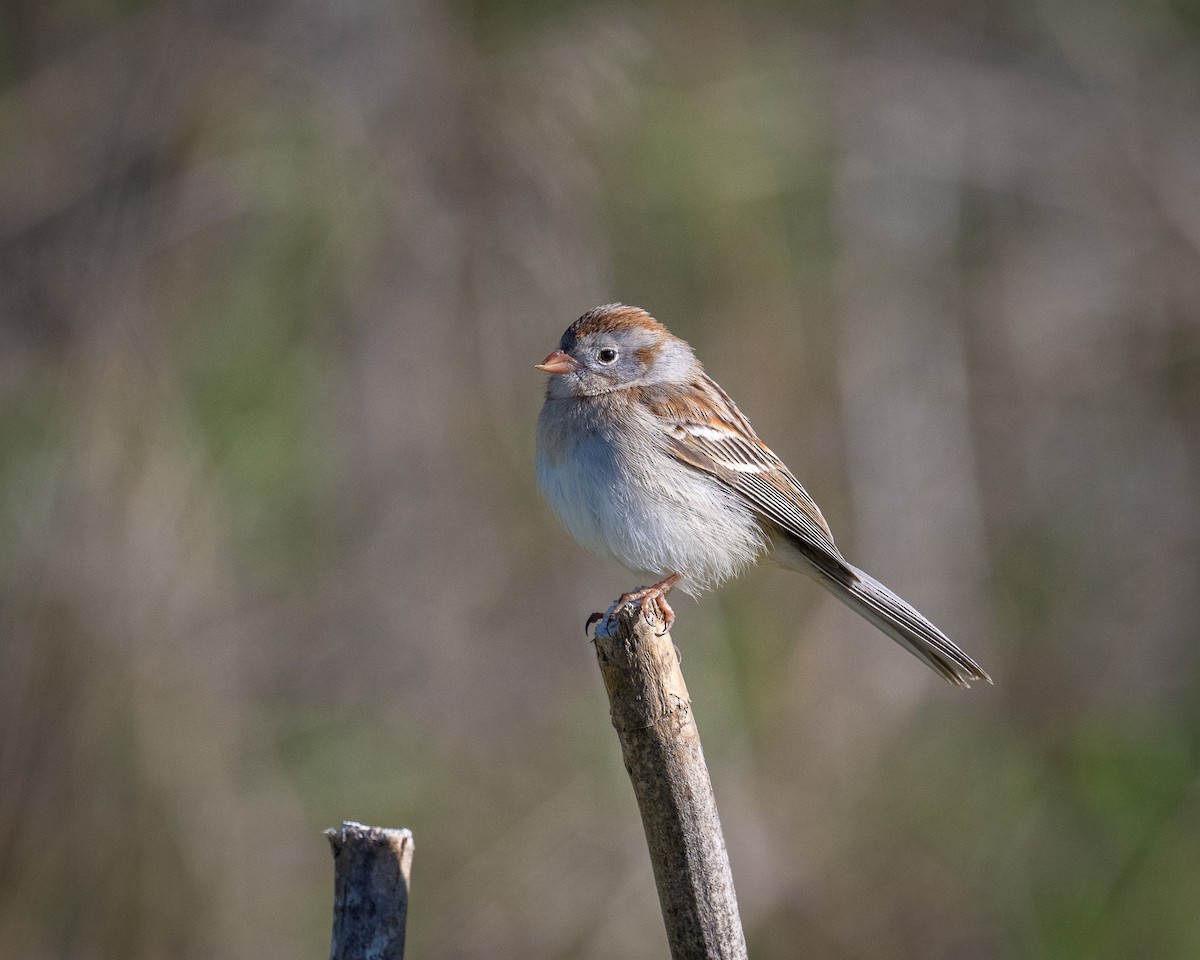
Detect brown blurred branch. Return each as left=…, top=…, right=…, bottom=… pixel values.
left=326, top=821, right=414, bottom=960
left=593, top=601, right=748, bottom=960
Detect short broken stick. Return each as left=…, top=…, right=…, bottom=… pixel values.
left=326, top=821, right=414, bottom=960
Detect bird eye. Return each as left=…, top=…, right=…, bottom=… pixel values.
left=596, top=347, right=618, bottom=364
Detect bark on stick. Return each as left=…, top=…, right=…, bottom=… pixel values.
left=593, top=600, right=748, bottom=960
left=326, top=821, right=414, bottom=960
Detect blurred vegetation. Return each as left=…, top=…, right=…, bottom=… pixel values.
left=2, top=1, right=1199, bottom=958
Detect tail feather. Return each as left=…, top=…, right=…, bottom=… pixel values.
left=815, top=563, right=991, bottom=688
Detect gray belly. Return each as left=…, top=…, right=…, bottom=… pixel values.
left=537, top=417, right=766, bottom=594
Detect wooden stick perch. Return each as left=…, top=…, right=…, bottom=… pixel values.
left=593, top=599, right=748, bottom=960
left=325, top=821, right=414, bottom=960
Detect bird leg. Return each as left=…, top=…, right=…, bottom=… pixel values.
left=583, top=573, right=683, bottom=637
left=617, top=572, right=683, bottom=635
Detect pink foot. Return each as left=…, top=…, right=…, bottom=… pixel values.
left=616, top=573, right=683, bottom=635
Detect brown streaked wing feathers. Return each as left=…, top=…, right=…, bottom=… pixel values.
left=641, top=375, right=847, bottom=570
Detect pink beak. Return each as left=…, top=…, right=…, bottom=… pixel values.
left=535, top=350, right=579, bottom=375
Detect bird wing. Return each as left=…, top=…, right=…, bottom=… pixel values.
left=639, top=375, right=845, bottom=566
left=639, top=375, right=991, bottom=687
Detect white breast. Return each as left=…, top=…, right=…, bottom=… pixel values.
left=536, top=395, right=766, bottom=595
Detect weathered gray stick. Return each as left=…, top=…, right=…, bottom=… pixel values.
left=593, top=600, right=748, bottom=960
left=326, top=821, right=414, bottom=960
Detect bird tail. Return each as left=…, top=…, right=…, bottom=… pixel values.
left=812, top=562, right=991, bottom=688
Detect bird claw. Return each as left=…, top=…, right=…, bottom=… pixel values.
left=651, top=595, right=675, bottom=636
left=584, top=574, right=682, bottom=639
left=614, top=573, right=682, bottom=636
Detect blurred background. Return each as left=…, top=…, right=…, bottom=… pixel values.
left=3, top=0, right=1200, bottom=957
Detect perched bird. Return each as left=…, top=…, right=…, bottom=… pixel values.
left=535, top=303, right=990, bottom=687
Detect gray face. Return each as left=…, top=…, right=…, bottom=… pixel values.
left=559, top=328, right=652, bottom=395
left=542, top=316, right=696, bottom=400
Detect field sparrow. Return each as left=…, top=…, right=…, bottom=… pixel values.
left=535, top=304, right=990, bottom=687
